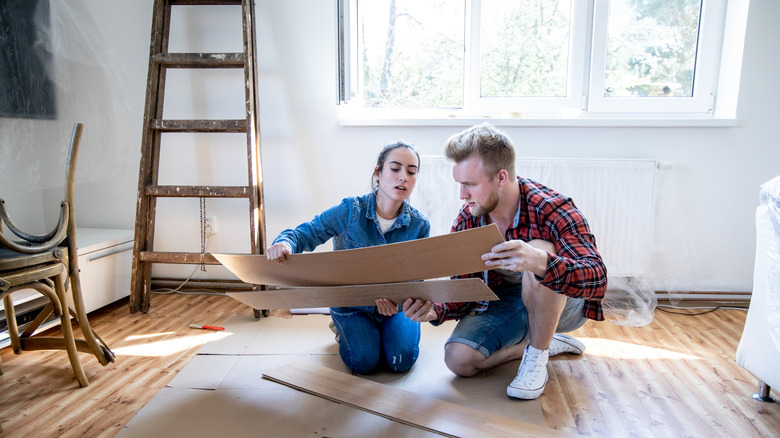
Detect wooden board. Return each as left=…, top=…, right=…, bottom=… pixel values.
left=262, top=360, right=572, bottom=438
left=213, top=224, right=503, bottom=287
left=226, top=278, right=498, bottom=310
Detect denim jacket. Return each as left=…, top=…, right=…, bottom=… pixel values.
left=272, top=192, right=430, bottom=253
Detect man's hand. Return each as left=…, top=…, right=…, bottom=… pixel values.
left=402, top=298, right=437, bottom=322
left=266, top=242, right=292, bottom=263
left=375, top=298, right=398, bottom=316
left=482, top=239, right=550, bottom=278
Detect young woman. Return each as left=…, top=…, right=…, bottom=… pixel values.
left=266, top=141, right=430, bottom=374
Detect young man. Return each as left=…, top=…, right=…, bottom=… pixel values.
left=403, top=123, right=607, bottom=399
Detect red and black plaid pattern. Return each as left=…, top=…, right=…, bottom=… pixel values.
left=433, top=177, right=608, bottom=323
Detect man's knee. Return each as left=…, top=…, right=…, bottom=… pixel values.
left=522, top=240, right=556, bottom=294
left=527, top=239, right=555, bottom=253
left=443, top=342, right=484, bottom=377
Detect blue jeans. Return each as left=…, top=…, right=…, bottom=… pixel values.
left=330, top=306, right=421, bottom=374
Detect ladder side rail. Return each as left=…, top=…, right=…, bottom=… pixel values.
left=131, top=0, right=173, bottom=313
left=242, top=0, right=265, bottom=255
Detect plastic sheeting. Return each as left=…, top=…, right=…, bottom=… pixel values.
left=0, top=0, right=133, bottom=194
left=760, top=175, right=780, bottom=352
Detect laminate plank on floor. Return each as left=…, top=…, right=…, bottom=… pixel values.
left=262, top=360, right=571, bottom=438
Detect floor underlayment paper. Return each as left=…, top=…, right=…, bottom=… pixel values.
left=227, top=278, right=499, bottom=310
left=117, top=313, right=547, bottom=437
left=213, top=224, right=504, bottom=287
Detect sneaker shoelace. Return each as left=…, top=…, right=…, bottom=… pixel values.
left=514, top=350, right=545, bottom=385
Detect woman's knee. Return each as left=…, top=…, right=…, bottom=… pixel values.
left=385, top=349, right=419, bottom=373
left=341, top=345, right=381, bottom=374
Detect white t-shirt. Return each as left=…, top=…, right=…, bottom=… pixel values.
left=376, top=215, right=396, bottom=234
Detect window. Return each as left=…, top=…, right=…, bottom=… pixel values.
left=338, top=0, right=729, bottom=121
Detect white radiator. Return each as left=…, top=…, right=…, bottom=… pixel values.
left=410, top=157, right=661, bottom=278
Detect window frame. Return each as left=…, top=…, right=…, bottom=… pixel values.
left=337, top=0, right=734, bottom=124
left=587, top=0, right=727, bottom=114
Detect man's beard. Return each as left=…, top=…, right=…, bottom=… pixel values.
left=469, top=186, right=499, bottom=217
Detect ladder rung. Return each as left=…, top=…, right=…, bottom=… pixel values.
left=139, top=251, right=219, bottom=264
left=154, top=53, right=244, bottom=68
left=170, top=1, right=242, bottom=6
left=152, top=277, right=255, bottom=290
left=151, top=119, right=246, bottom=132
left=145, top=185, right=251, bottom=198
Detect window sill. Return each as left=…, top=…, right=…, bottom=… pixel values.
left=339, top=114, right=739, bottom=128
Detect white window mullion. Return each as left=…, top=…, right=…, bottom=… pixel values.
left=463, top=0, right=481, bottom=112
left=588, top=0, right=613, bottom=112
left=338, top=0, right=360, bottom=104
left=566, top=0, right=592, bottom=113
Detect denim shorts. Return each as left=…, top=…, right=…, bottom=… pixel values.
left=446, top=284, right=587, bottom=357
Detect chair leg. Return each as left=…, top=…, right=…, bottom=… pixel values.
left=752, top=381, right=776, bottom=403
left=65, top=269, right=115, bottom=366
left=54, top=272, right=89, bottom=387
left=3, top=294, right=22, bottom=355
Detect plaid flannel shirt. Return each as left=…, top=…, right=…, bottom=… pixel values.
left=432, top=177, right=608, bottom=324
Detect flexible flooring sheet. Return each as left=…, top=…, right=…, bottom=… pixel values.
left=227, top=278, right=498, bottom=310
left=213, top=224, right=504, bottom=287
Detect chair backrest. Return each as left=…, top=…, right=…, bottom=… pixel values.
left=0, top=123, right=83, bottom=254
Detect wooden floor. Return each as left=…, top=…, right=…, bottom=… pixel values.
left=0, top=293, right=778, bottom=437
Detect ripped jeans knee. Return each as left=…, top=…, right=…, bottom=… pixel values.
left=330, top=306, right=421, bottom=374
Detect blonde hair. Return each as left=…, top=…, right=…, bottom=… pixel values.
left=443, top=123, right=516, bottom=179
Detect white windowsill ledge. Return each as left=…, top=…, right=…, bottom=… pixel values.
left=339, top=115, right=739, bottom=128
left=337, top=108, right=739, bottom=128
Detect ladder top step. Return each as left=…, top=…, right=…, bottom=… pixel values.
left=145, top=185, right=254, bottom=198
left=154, top=53, right=244, bottom=68
left=151, top=119, right=246, bottom=132
left=169, top=0, right=243, bottom=6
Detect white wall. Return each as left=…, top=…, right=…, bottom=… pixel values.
left=2, top=0, right=778, bottom=294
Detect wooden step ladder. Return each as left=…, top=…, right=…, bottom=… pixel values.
left=130, top=0, right=265, bottom=313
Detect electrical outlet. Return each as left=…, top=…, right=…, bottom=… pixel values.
left=205, top=216, right=217, bottom=235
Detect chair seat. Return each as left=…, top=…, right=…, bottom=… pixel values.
left=0, top=245, right=66, bottom=271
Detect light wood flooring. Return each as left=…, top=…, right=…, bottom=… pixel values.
left=0, top=293, right=779, bottom=437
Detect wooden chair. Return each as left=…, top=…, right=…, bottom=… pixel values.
left=0, top=123, right=115, bottom=387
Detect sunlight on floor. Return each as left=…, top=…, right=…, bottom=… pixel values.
left=113, top=331, right=234, bottom=357
left=124, top=332, right=176, bottom=341
left=580, top=337, right=700, bottom=360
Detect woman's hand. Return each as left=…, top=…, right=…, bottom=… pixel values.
left=402, top=298, right=437, bottom=322
left=266, top=242, right=292, bottom=263
left=375, top=298, right=399, bottom=316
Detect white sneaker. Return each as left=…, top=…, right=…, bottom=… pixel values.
left=507, top=344, right=549, bottom=400
left=329, top=321, right=339, bottom=343
left=548, top=333, right=585, bottom=357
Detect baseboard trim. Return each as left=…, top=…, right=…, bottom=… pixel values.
left=655, top=291, right=751, bottom=307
